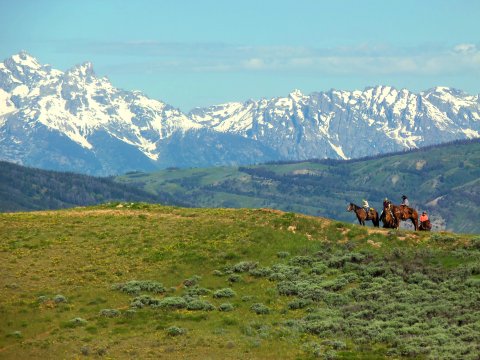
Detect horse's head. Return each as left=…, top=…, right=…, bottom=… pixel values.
left=346, top=203, right=354, bottom=212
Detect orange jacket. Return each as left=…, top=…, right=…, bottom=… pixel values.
left=420, top=214, right=429, bottom=222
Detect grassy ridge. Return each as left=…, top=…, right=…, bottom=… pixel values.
left=116, top=139, right=480, bottom=233
left=1, top=204, right=479, bottom=359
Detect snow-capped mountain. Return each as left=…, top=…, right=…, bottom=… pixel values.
left=190, top=87, right=480, bottom=160
left=1, top=52, right=479, bottom=175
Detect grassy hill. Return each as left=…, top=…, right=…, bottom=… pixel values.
left=116, top=139, right=480, bottom=233
left=1, top=203, right=479, bottom=359
left=0, top=161, right=164, bottom=212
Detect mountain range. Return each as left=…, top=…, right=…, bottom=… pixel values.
left=1, top=51, right=479, bottom=175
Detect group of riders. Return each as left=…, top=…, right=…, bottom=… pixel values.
left=348, top=195, right=432, bottom=231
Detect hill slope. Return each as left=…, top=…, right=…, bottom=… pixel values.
left=0, top=204, right=479, bottom=359
left=0, top=161, right=164, bottom=211
left=116, top=139, right=480, bottom=233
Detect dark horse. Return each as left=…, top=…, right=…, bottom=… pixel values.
left=382, top=200, right=419, bottom=230
left=347, top=203, right=380, bottom=227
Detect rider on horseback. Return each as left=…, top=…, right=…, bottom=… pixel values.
left=401, top=195, right=409, bottom=207
left=362, top=199, right=370, bottom=213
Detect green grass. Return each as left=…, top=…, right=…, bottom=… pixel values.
left=0, top=203, right=479, bottom=359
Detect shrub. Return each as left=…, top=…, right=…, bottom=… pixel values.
left=310, top=264, right=328, bottom=275
left=157, top=297, right=187, bottom=309
left=277, top=281, right=299, bottom=296
left=67, top=317, right=88, bottom=327
left=231, top=261, right=258, bottom=273
left=184, top=286, right=211, bottom=296
left=213, top=288, right=236, bottom=298
left=130, top=295, right=161, bottom=308
left=430, top=233, right=456, bottom=244
left=212, top=270, right=224, bottom=276
left=53, top=294, right=67, bottom=303
left=7, top=331, right=22, bottom=338
left=219, top=303, right=234, bottom=312
left=114, top=280, right=166, bottom=295
left=183, top=275, right=201, bottom=287
left=249, top=267, right=272, bottom=277
left=268, top=264, right=302, bottom=281
left=99, top=309, right=120, bottom=318
left=469, top=236, right=480, bottom=249
left=287, top=298, right=313, bottom=310
left=277, top=251, right=290, bottom=258
left=250, top=303, right=270, bottom=315
left=166, top=326, right=186, bottom=336
left=37, top=295, right=49, bottom=303
left=289, top=256, right=314, bottom=266
left=186, top=299, right=215, bottom=311
left=228, top=274, right=242, bottom=283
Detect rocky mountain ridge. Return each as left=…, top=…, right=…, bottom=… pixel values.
left=1, top=51, right=479, bottom=175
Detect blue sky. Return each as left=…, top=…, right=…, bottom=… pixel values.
left=1, top=0, right=479, bottom=111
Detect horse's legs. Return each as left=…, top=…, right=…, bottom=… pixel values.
left=411, top=217, right=418, bottom=231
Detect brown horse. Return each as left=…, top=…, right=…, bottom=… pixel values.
left=380, top=201, right=397, bottom=229
left=382, top=201, right=419, bottom=230
left=347, top=203, right=380, bottom=227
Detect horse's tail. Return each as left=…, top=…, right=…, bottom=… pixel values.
left=373, top=211, right=380, bottom=227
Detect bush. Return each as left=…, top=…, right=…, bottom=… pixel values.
left=184, top=286, right=211, bottom=296
left=287, top=298, right=313, bottom=310
left=166, top=326, right=186, bottom=336
left=66, top=317, right=88, bottom=327
left=37, top=295, right=49, bottom=303
left=157, top=297, right=187, bottom=309
left=231, top=261, right=258, bottom=273
left=228, top=274, right=242, bottom=283
left=268, top=264, right=302, bottom=281
left=277, top=251, right=290, bottom=258
left=186, top=299, right=215, bottom=311
left=212, top=270, right=224, bottom=276
left=130, top=295, right=161, bottom=308
left=250, top=303, right=270, bottom=315
left=249, top=267, right=272, bottom=278
left=277, top=281, right=299, bottom=296
left=310, top=264, right=328, bottom=275
left=99, top=309, right=120, bottom=317
left=183, top=275, right=201, bottom=287
left=219, top=303, right=234, bottom=312
left=213, top=288, right=236, bottom=298
left=114, top=280, right=165, bottom=295
left=288, top=256, right=314, bottom=266
left=53, top=294, right=67, bottom=303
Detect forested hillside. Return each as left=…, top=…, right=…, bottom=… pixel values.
left=0, top=161, right=162, bottom=211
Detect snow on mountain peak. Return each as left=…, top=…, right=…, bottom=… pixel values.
left=10, top=51, right=41, bottom=70
left=70, top=62, right=95, bottom=77
left=1, top=51, right=480, bottom=175
left=289, top=89, right=304, bottom=100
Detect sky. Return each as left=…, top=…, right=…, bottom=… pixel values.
left=1, top=0, right=479, bottom=111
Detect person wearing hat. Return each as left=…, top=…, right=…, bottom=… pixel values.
left=401, top=195, right=409, bottom=207
left=420, top=211, right=429, bottom=223
left=419, top=211, right=431, bottom=231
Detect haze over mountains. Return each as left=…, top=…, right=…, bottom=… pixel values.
left=1, top=51, right=479, bottom=175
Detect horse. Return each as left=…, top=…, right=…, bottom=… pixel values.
left=382, top=201, right=419, bottom=231
left=419, top=220, right=432, bottom=231
left=380, top=201, right=397, bottom=229
left=346, top=203, right=380, bottom=227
